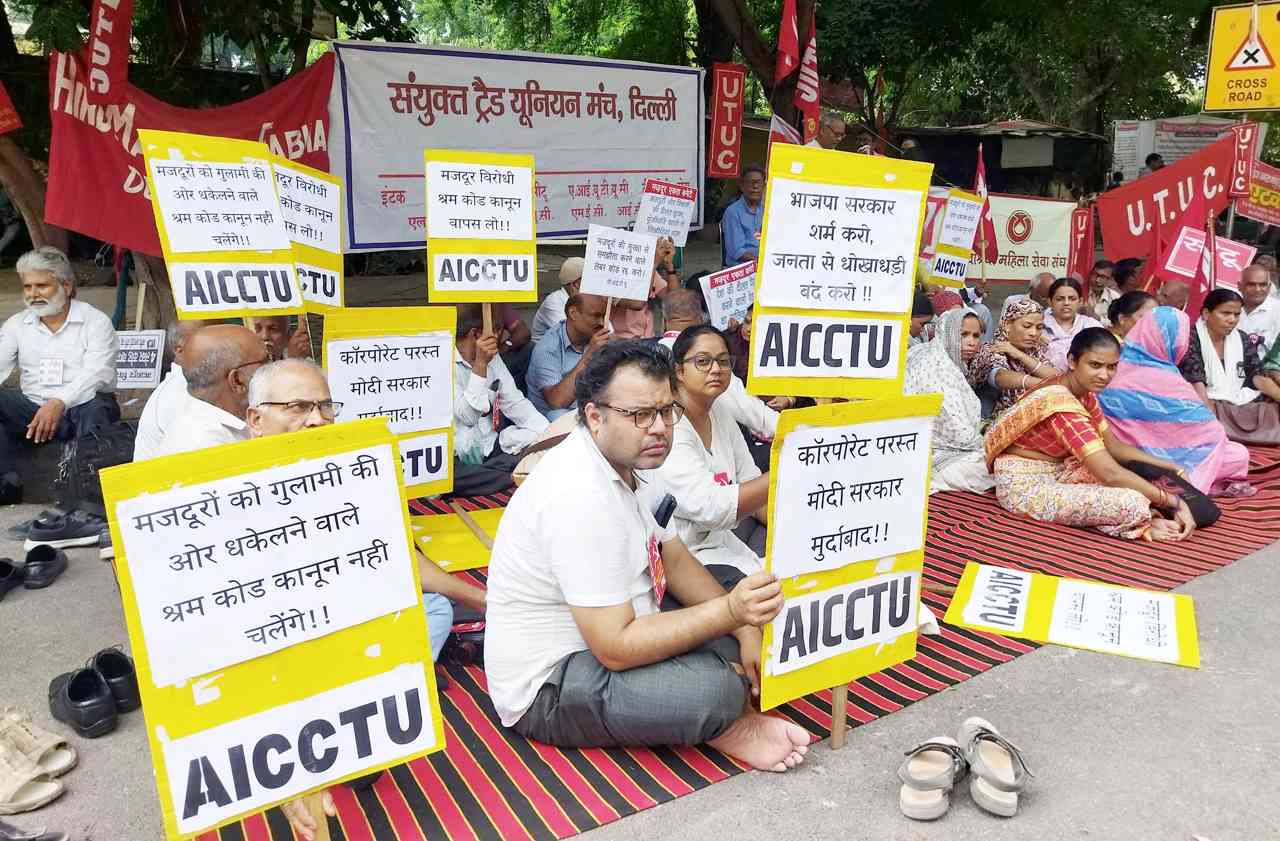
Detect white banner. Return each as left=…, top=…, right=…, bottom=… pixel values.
left=329, top=41, right=703, bottom=250
left=967, top=195, right=1073, bottom=282
left=1111, top=116, right=1267, bottom=184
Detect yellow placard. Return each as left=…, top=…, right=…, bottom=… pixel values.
left=759, top=395, right=941, bottom=711
left=424, top=149, right=538, bottom=303
left=1206, top=2, right=1280, bottom=112
left=99, top=420, right=444, bottom=839
left=410, top=508, right=505, bottom=572
left=927, top=188, right=983, bottom=289
left=139, top=129, right=304, bottom=320
left=323, top=306, right=456, bottom=498
left=944, top=562, right=1200, bottom=668
left=747, top=144, right=932, bottom=400
left=273, top=157, right=346, bottom=314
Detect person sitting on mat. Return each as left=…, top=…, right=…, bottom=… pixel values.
left=985, top=328, right=1196, bottom=541
left=485, top=341, right=810, bottom=771
left=1098, top=307, right=1252, bottom=497
left=1106, top=290, right=1156, bottom=341
left=1178, top=287, right=1280, bottom=445
left=968, top=297, right=1061, bottom=420
left=252, top=359, right=485, bottom=841
left=648, top=325, right=769, bottom=586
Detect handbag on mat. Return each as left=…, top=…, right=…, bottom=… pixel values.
left=1211, top=400, right=1280, bottom=446
left=443, top=604, right=486, bottom=667
left=1123, top=461, right=1220, bottom=528
left=53, top=421, right=137, bottom=515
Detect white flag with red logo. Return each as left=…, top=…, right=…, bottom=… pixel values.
left=973, top=144, right=999, bottom=263
left=793, top=17, right=820, bottom=143
left=774, top=0, right=800, bottom=81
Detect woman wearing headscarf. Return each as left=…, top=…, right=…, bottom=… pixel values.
left=1098, top=307, right=1252, bottom=496
left=968, top=297, right=1061, bottom=419
left=904, top=308, right=994, bottom=494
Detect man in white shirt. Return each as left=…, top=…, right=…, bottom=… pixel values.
left=157, top=325, right=266, bottom=456
left=530, top=257, right=583, bottom=344
left=805, top=112, right=846, bottom=150
left=0, top=247, right=118, bottom=504
left=485, top=340, right=809, bottom=771
left=1239, top=265, right=1280, bottom=350
left=1087, top=259, right=1120, bottom=325
left=251, top=314, right=312, bottom=361
left=132, top=319, right=213, bottom=461
left=453, top=304, right=549, bottom=495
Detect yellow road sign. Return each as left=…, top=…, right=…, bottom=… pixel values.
left=1206, top=2, right=1280, bottom=112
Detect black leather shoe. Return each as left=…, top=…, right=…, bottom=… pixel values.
left=22, top=546, right=67, bottom=589
left=0, top=558, right=20, bottom=601
left=48, top=668, right=117, bottom=738
left=92, top=648, right=140, bottom=713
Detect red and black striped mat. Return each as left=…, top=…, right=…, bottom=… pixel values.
left=200, top=445, right=1280, bottom=841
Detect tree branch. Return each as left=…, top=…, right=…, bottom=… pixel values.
left=706, top=0, right=775, bottom=94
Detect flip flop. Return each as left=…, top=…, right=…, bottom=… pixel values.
left=958, top=717, right=1032, bottom=817
left=0, top=711, right=76, bottom=780
left=897, top=736, right=967, bottom=820
left=0, top=743, right=63, bottom=816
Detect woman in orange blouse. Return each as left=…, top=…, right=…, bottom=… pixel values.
left=985, top=328, right=1196, bottom=541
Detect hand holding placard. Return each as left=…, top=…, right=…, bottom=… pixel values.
left=581, top=224, right=658, bottom=301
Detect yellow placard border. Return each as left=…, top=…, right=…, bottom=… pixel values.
left=273, top=157, right=346, bottom=315
left=322, top=306, right=457, bottom=497
left=759, top=395, right=942, bottom=711
left=944, top=562, right=1201, bottom=668
left=99, top=419, right=444, bottom=839
left=138, top=129, right=304, bottom=321
left=424, top=149, right=538, bottom=304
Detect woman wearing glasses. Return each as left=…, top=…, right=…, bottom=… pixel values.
left=649, top=325, right=770, bottom=590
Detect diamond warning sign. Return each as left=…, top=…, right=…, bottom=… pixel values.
left=1207, top=2, right=1280, bottom=111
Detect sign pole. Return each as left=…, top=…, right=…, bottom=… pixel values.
left=449, top=500, right=494, bottom=550
left=133, top=277, right=148, bottom=331
left=482, top=303, right=494, bottom=336
left=604, top=296, right=614, bottom=324
left=829, top=683, right=850, bottom=749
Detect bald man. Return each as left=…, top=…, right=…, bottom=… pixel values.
left=158, top=325, right=268, bottom=456
left=134, top=319, right=214, bottom=461
left=1157, top=279, right=1190, bottom=312
left=1239, top=264, right=1280, bottom=349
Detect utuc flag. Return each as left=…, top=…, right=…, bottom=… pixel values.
left=973, top=144, right=999, bottom=263
left=794, top=16, right=820, bottom=143
left=774, top=0, right=800, bottom=81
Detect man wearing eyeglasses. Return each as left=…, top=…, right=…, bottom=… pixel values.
left=485, top=341, right=811, bottom=773
left=157, top=325, right=266, bottom=456
left=806, top=111, right=846, bottom=151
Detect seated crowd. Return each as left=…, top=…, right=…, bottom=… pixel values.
left=12, top=237, right=1280, bottom=838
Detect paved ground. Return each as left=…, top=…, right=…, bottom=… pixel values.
left=1, top=495, right=1275, bottom=841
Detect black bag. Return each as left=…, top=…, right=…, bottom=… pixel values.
left=1124, top=460, right=1221, bottom=528
left=54, top=421, right=137, bottom=515
left=443, top=604, right=486, bottom=668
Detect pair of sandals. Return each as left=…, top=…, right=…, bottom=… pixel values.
left=898, top=717, right=1032, bottom=820
left=0, top=710, right=76, bottom=816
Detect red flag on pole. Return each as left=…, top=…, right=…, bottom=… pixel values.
left=973, top=143, right=999, bottom=264
left=794, top=15, right=820, bottom=143
left=1186, top=214, right=1218, bottom=321
left=774, top=0, right=800, bottom=82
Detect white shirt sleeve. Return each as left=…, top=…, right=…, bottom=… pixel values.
left=0, top=317, right=18, bottom=388
left=493, top=356, right=548, bottom=433
left=719, top=375, right=778, bottom=437
left=54, top=312, right=116, bottom=407
left=453, top=364, right=493, bottom=427
left=657, top=423, right=741, bottom=531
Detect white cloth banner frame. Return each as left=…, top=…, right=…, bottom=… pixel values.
left=329, top=41, right=704, bottom=250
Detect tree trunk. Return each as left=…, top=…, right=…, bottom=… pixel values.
left=0, top=3, right=19, bottom=64
left=291, top=0, right=315, bottom=76
left=0, top=136, right=68, bottom=256
left=251, top=32, right=274, bottom=91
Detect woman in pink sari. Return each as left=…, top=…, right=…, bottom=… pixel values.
left=1097, top=307, right=1252, bottom=496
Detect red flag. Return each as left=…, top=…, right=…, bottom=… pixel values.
left=1186, top=215, right=1217, bottom=321
left=1068, top=207, right=1094, bottom=279
left=794, top=16, right=820, bottom=143
left=768, top=114, right=802, bottom=146
left=973, top=144, right=999, bottom=263
left=774, top=0, right=800, bottom=81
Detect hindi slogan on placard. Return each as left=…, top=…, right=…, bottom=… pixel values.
left=701, top=261, right=755, bottom=330
left=115, top=330, right=165, bottom=389
left=581, top=224, right=658, bottom=301
left=769, top=415, right=932, bottom=579
left=633, top=178, right=698, bottom=246
left=148, top=159, right=292, bottom=253
left=426, top=161, right=533, bottom=241
left=759, top=177, right=921, bottom=313
left=1047, top=580, right=1180, bottom=663
left=274, top=162, right=341, bottom=253
left=327, top=333, right=453, bottom=436
left=115, top=444, right=417, bottom=687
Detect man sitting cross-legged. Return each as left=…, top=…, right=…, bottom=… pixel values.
left=485, top=340, right=810, bottom=771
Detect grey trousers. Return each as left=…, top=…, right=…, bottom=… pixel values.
left=513, top=633, right=748, bottom=749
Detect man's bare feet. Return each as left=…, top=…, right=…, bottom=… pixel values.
left=707, top=712, right=811, bottom=772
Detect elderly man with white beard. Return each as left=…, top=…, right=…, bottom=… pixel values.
left=0, top=247, right=118, bottom=510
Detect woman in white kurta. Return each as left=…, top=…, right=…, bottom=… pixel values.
left=1043, top=277, right=1103, bottom=370
left=652, top=325, right=771, bottom=587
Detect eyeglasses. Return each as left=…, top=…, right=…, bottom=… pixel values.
left=231, top=353, right=272, bottom=376
left=254, top=399, right=344, bottom=420
left=681, top=354, right=735, bottom=372
left=596, top=402, right=684, bottom=429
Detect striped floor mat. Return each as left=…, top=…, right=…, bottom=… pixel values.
left=202, top=451, right=1280, bottom=841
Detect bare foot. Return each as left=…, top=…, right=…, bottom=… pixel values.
left=708, top=712, right=811, bottom=772
left=1147, top=519, right=1183, bottom=542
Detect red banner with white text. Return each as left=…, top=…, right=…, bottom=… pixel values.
left=1068, top=207, right=1094, bottom=279
left=708, top=63, right=746, bottom=178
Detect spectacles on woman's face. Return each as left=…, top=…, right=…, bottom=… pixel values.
left=595, top=402, right=684, bottom=429
left=254, top=399, right=344, bottom=420
left=682, top=354, right=735, bottom=373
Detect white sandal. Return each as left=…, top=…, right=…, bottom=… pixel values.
left=0, top=741, right=64, bottom=816
left=958, top=717, right=1032, bottom=817
left=897, top=736, right=968, bottom=820
left=0, top=710, right=77, bottom=779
